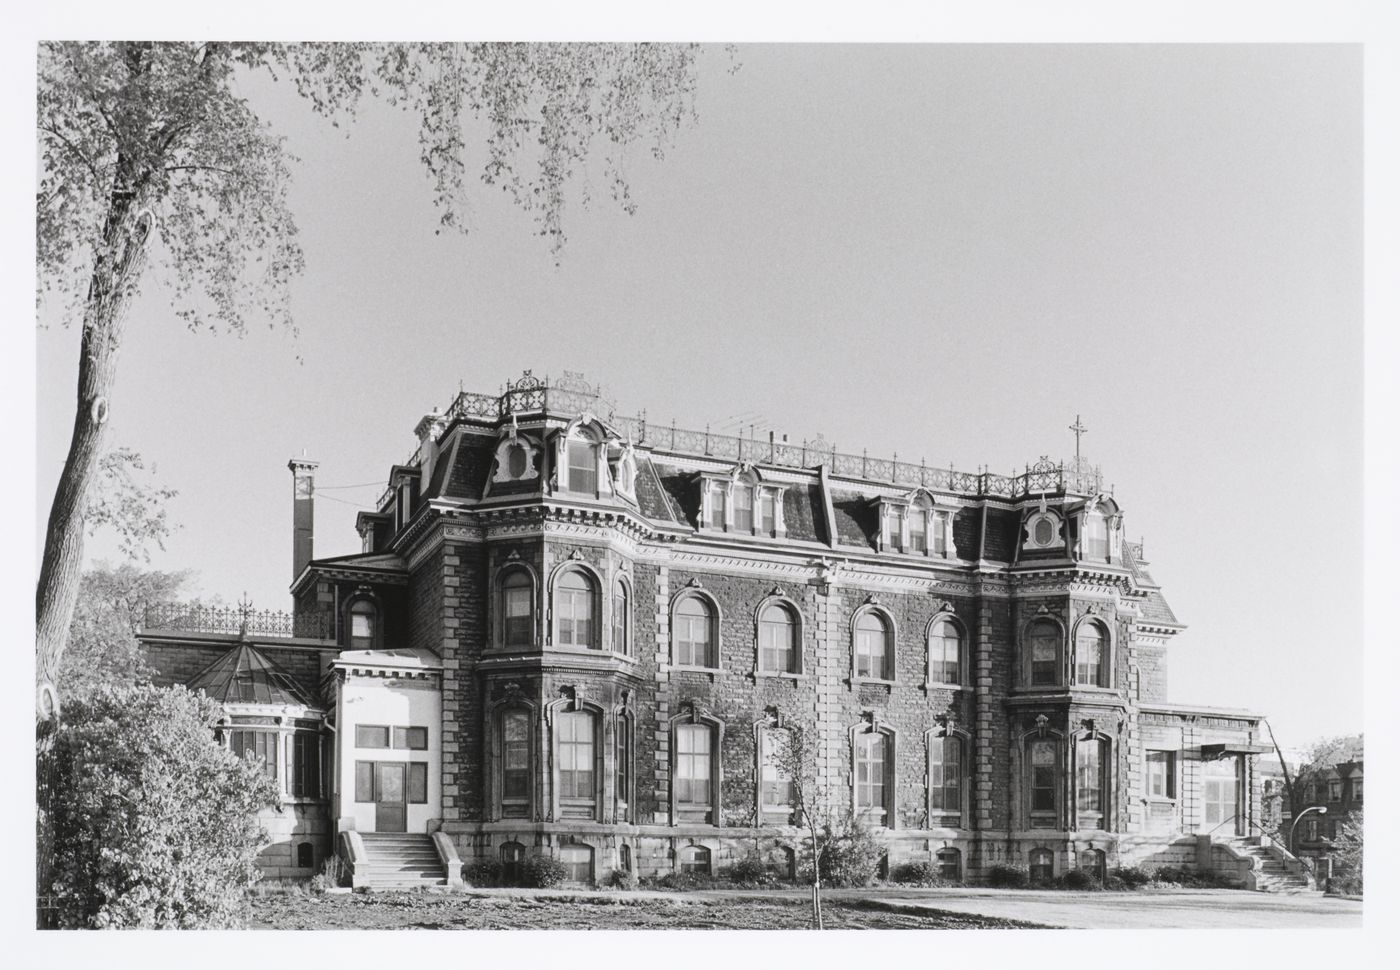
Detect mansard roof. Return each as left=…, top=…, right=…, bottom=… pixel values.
left=187, top=643, right=316, bottom=708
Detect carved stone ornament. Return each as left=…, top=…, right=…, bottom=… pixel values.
left=679, top=699, right=706, bottom=723
left=506, top=549, right=521, bottom=561
left=613, top=440, right=638, bottom=499
left=1035, top=714, right=1050, bottom=737
left=762, top=705, right=782, bottom=727
left=934, top=599, right=956, bottom=614
left=569, top=549, right=584, bottom=561
left=685, top=578, right=702, bottom=588
left=491, top=434, right=540, bottom=484
left=864, top=593, right=880, bottom=606
left=768, top=585, right=785, bottom=598
left=559, top=684, right=586, bottom=711
left=1081, top=718, right=1097, bottom=734
left=936, top=712, right=957, bottom=735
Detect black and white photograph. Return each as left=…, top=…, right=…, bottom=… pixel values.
left=12, top=1, right=1394, bottom=964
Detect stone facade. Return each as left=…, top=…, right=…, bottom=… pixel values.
left=140, top=372, right=1267, bottom=885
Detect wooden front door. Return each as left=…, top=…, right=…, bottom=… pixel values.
left=374, top=763, right=407, bottom=832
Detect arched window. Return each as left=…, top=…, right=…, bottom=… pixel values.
left=673, top=595, right=718, bottom=668
left=1029, top=848, right=1055, bottom=884
left=854, top=731, right=893, bottom=826
left=854, top=611, right=894, bottom=681
left=348, top=598, right=378, bottom=650
left=1027, top=619, right=1062, bottom=687
left=500, top=569, right=534, bottom=647
left=929, top=733, right=964, bottom=826
left=615, top=713, right=632, bottom=822
left=678, top=845, right=711, bottom=874
left=1074, top=620, right=1108, bottom=687
left=759, top=727, right=795, bottom=821
left=618, top=843, right=632, bottom=873
left=1080, top=848, right=1107, bottom=883
left=929, top=618, right=962, bottom=685
left=612, top=580, right=630, bottom=655
left=1075, top=735, right=1110, bottom=830
left=566, top=436, right=598, bottom=494
left=758, top=603, right=799, bottom=674
left=674, top=721, right=719, bottom=823
left=500, top=841, right=526, bottom=886
left=936, top=847, right=961, bottom=881
left=498, top=708, right=531, bottom=819
left=555, top=569, right=598, bottom=649
left=556, top=710, right=598, bottom=818
left=1028, top=737, right=1060, bottom=829
left=769, top=845, right=797, bottom=880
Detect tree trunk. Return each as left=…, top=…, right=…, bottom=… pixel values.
left=35, top=180, right=152, bottom=714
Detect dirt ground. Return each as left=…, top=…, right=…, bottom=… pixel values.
left=246, top=888, right=1049, bottom=931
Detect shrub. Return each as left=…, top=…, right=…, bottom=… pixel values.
left=1112, top=866, right=1152, bottom=889
left=818, top=819, right=885, bottom=888
left=1102, top=874, right=1128, bottom=892
left=724, top=854, right=773, bottom=887
left=310, top=855, right=347, bottom=893
left=1327, top=874, right=1362, bottom=896
left=519, top=854, right=570, bottom=888
left=464, top=858, right=503, bottom=888
left=985, top=864, right=1030, bottom=888
left=39, top=685, right=279, bottom=928
left=888, top=861, right=960, bottom=887
left=1058, top=869, right=1100, bottom=891
left=608, top=867, right=639, bottom=890
left=648, top=869, right=716, bottom=891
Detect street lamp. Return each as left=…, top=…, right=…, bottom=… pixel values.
left=1290, top=805, right=1328, bottom=856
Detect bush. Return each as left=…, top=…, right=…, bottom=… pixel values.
left=1112, top=866, right=1152, bottom=889
left=1058, top=869, right=1100, bottom=891
left=647, top=869, right=717, bottom=891
left=888, top=861, right=959, bottom=887
left=608, top=867, right=639, bottom=890
left=985, top=864, right=1030, bottom=888
left=724, top=854, right=774, bottom=887
left=464, top=858, right=503, bottom=888
left=1102, top=874, right=1128, bottom=892
left=39, top=685, right=279, bottom=928
left=1153, top=866, right=1236, bottom=889
left=518, top=854, right=570, bottom=888
left=310, top=855, right=347, bottom=893
left=1327, top=874, right=1362, bottom=896
left=818, top=819, right=885, bottom=888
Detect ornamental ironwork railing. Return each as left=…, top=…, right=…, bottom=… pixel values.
left=392, top=371, right=1107, bottom=502
left=143, top=603, right=334, bottom=640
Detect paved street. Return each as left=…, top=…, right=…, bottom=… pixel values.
left=815, top=887, right=1363, bottom=930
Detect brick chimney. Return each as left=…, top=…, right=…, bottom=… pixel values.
left=288, top=456, right=319, bottom=581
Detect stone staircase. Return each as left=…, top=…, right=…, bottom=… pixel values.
left=1228, top=837, right=1315, bottom=893
left=354, top=833, right=448, bottom=889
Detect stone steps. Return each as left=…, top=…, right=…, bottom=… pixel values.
left=355, top=834, right=446, bottom=888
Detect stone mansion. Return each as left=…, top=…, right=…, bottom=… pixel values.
left=140, top=371, right=1304, bottom=889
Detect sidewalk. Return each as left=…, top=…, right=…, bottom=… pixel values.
left=697, top=887, right=1363, bottom=930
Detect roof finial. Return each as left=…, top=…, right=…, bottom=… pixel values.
left=1070, top=414, right=1088, bottom=464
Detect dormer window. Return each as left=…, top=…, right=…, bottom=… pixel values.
left=884, top=506, right=903, bottom=551
left=733, top=485, right=754, bottom=531
left=707, top=482, right=728, bottom=529
left=567, top=438, right=598, bottom=494
left=760, top=491, right=777, bottom=534
left=907, top=508, right=926, bottom=553
left=1084, top=514, right=1108, bottom=560
left=703, top=473, right=786, bottom=536
left=1024, top=510, right=1063, bottom=551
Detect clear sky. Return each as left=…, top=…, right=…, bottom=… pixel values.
left=34, top=43, right=1363, bottom=749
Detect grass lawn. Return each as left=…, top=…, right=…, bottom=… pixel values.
left=247, top=888, right=1050, bottom=930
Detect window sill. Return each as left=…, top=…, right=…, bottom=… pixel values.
left=852, top=677, right=897, bottom=688
left=670, top=664, right=722, bottom=677
left=923, top=681, right=967, bottom=692
left=756, top=671, right=808, bottom=681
